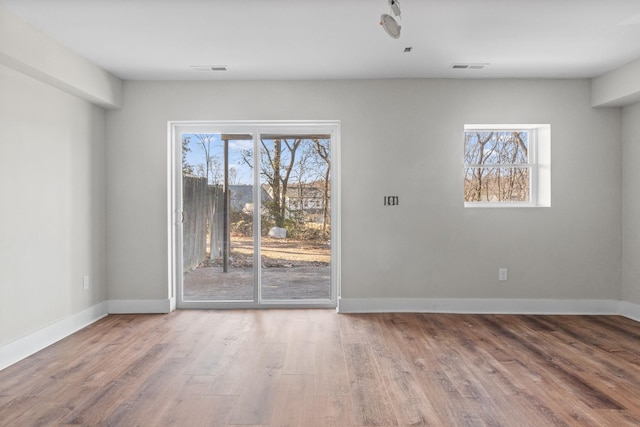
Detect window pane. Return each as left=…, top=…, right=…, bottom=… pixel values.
left=464, top=131, right=529, bottom=166
left=464, top=167, right=530, bottom=202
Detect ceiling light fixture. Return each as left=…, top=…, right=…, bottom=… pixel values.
left=380, top=0, right=402, bottom=39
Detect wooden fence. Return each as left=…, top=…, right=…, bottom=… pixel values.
left=182, top=176, right=226, bottom=272
left=183, top=176, right=208, bottom=271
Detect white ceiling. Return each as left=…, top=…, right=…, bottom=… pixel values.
left=2, top=0, right=640, bottom=81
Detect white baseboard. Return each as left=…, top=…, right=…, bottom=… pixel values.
left=337, top=297, right=625, bottom=316
left=619, top=301, right=640, bottom=322
left=0, top=298, right=173, bottom=371
left=0, top=301, right=108, bottom=371
left=107, top=299, right=174, bottom=314
left=2, top=298, right=637, bottom=373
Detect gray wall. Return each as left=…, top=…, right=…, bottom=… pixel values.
left=106, top=78, right=622, bottom=303
left=622, top=102, right=640, bottom=305
left=0, top=64, right=107, bottom=347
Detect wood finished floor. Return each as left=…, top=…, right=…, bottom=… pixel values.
left=1, top=311, right=640, bottom=426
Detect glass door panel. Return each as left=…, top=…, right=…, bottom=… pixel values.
left=259, top=135, right=332, bottom=301
left=181, top=133, right=255, bottom=301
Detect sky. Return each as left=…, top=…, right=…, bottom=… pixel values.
left=183, top=133, right=331, bottom=187
left=183, top=133, right=254, bottom=185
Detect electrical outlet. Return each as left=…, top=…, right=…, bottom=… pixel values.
left=498, top=268, right=508, bottom=281
left=83, top=275, right=90, bottom=290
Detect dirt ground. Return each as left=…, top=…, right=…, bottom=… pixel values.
left=233, top=235, right=330, bottom=263
left=205, top=235, right=330, bottom=268
left=183, top=235, right=332, bottom=301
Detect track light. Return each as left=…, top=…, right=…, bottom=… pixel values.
left=380, top=0, right=402, bottom=39
left=390, top=0, right=401, bottom=17
left=380, top=14, right=401, bottom=39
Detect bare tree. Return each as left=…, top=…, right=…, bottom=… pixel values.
left=194, top=134, right=223, bottom=185
left=228, top=166, right=238, bottom=185
left=182, top=136, right=194, bottom=175
left=268, top=139, right=303, bottom=227
left=242, top=138, right=303, bottom=228
left=464, top=131, right=529, bottom=202
left=193, top=134, right=223, bottom=259
left=464, top=132, right=494, bottom=201
left=313, top=138, right=331, bottom=232
left=240, top=137, right=331, bottom=237
left=290, top=144, right=317, bottom=221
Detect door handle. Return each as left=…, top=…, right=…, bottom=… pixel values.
left=177, top=211, right=186, bottom=224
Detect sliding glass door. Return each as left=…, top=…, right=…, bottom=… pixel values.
left=171, top=122, right=339, bottom=308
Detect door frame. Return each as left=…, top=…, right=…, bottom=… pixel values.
left=168, top=120, right=341, bottom=309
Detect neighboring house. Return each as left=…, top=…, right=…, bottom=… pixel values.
left=229, top=184, right=272, bottom=214
left=285, top=183, right=327, bottom=224
left=261, top=182, right=328, bottom=224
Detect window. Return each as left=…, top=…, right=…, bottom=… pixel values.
left=464, top=124, right=550, bottom=207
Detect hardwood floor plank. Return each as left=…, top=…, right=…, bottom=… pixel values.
left=382, top=315, right=471, bottom=424
left=59, top=330, right=172, bottom=424
left=283, top=318, right=317, bottom=375
left=364, top=315, right=443, bottom=426
left=524, top=316, right=640, bottom=420
left=314, top=327, right=351, bottom=395
left=58, top=380, right=131, bottom=425
left=193, top=339, right=259, bottom=396
left=339, top=313, right=377, bottom=344
left=156, top=395, right=237, bottom=427
left=102, top=356, right=189, bottom=426
left=225, top=341, right=287, bottom=425
left=0, top=395, right=64, bottom=426
left=344, top=342, right=398, bottom=426
left=269, top=374, right=316, bottom=426
left=479, top=315, right=625, bottom=410
left=312, top=326, right=355, bottom=426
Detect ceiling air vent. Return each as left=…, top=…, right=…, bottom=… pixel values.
left=451, top=63, right=490, bottom=70
left=190, top=65, right=228, bottom=72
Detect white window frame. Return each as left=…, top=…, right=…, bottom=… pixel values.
left=464, top=124, right=551, bottom=208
